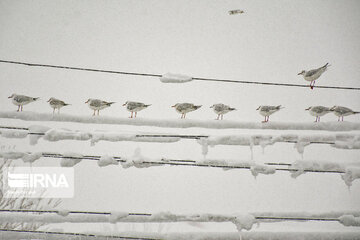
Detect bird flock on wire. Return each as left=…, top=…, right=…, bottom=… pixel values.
left=6, top=63, right=360, bottom=122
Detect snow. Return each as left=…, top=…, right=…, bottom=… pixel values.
left=0, top=151, right=25, bottom=159
left=232, top=214, right=256, bottom=231
left=339, top=215, right=360, bottom=227
left=250, top=164, right=276, bottom=177
left=57, top=209, right=70, bottom=217
left=290, top=160, right=345, bottom=179
left=0, top=129, right=28, bottom=138
left=159, top=73, right=193, bottom=83
left=98, top=155, right=119, bottom=167
left=44, top=128, right=92, bottom=142
left=1, top=111, right=360, bottom=131
left=60, top=152, right=83, bottom=167
left=22, top=152, right=42, bottom=163
left=109, top=211, right=129, bottom=223
left=341, top=167, right=360, bottom=187
left=28, top=124, right=51, bottom=145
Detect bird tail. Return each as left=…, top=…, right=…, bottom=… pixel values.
left=323, top=63, right=330, bottom=68
left=107, top=102, right=116, bottom=106
left=277, top=105, right=284, bottom=109
left=353, top=111, right=360, bottom=114
left=229, top=107, right=236, bottom=111
left=194, top=105, right=202, bottom=110
left=33, top=97, right=40, bottom=101
left=64, top=103, right=71, bottom=106
left=145, top=104, right=152, bottom=107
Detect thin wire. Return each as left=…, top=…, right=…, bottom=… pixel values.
left=0, top=209, right=342, bottom=222
left=0, top=229, right=161, bottom=240
left=36, top=152, right=346, bottom=174
left=1, top=59, right=359, bottom=90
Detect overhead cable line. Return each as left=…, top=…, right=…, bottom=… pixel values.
left=1, top=59, right=359, bottom=90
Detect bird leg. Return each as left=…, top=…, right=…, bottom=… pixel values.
left=58, top=108, right=60, bottom=114
left=17, top=106, right=20, bottom=112
left=93, top=110, right=96, bottom=116
left=20, top=105, right=23, bottom=111
left=342, top=116, right=344, bottom=121
left=183, top=113, right=186, bottom=119
left=97, top=110, right=100, bottom=115
left=216, top=114, right=219, bottom=120
left=129, top=112, right=133, bottom=118
left=53, top=108, right=55, bottom=114
left=310, top=81, right=315, bottom=89
left=181, top=113, right=184, bottom=119
left=135, top=112, right=137, bottom=118
left=221, top=114, right=224, bottom=120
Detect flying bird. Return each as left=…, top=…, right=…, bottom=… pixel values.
left=8, top=94, right=39, bottom=112
left=85, top=98, right=115, bottom=116
left=305, top=106, right=332, bottom=122
left=210, top=103, right=236, bottom=120
left=172, top=103, right=202, bottom=119
left=122, top=101, right=151, bottom=118
left=228, top=9, right=244, bottom=15
left=298, top=63, right=330, bottom=89
left=330, top=106, right=359, bottom=121
left=256, top=105, right=283, bottom=122
left=48, top=97, right=70, bottom=114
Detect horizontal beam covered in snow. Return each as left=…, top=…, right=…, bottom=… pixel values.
left=1, top=111, right=360, bottom=131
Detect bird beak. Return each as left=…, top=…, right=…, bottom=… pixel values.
left=305, top=107, right=310, bottom=110
left=210, top=106, right=213, bottom=108
left=47, top=99, right=51, bottom=102
left=122, top=103, right=126, bottom=106
left=256, top=107, right=260, bottom=110
left=8, top=96, right=12, bottom=98
left=85, top=100, right=89, bottom=104
left=171, top=105, right=175, bottom=108
left=297, top=72, right=302, bottom=75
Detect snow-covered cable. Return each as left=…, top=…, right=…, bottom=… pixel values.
left=1, top=59, right=359, bottom=90
left=1, top=112, right=360, bottom=131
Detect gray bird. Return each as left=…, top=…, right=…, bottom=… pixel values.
left=85, top=98, right=115, bottom=116
left=8, top=93, right=39, bottom=112
left=298, top=63, right=330, bottom=89
left=330, top=106, right=359, bottom=121
left=48, top=97, right=70, bottom=114
left=172, top=103, right=202, bottom=119
left=256, top=105, right=283, bottom=122
left=122, top=101, right=151, bottom=118
left=305, top=106, right=332, bottom=122
left=210, top=103, right=236, bottom=120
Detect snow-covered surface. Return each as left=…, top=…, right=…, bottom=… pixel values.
left=160, top=73, right=193, bottom=83
left=341, top=167, right=360, bottom=187
left=232, top=214, right=256, bottom=231
left=1, top=111, right=360, bottom=131
left=98, top=155, right=119, bottom=167
left=60, top=152, right=83, bottom=167
left=339, top=215, right=360, bottom=227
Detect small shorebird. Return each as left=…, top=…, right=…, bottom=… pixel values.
left=228, top=9, right=244, bottom=15
left=172, top=103, right=202, bottom=119
left=48, top=97, right=70, bottom=114
left=256, top=105, right=283, bottom=122
left=305, top=106, right=332, bottom=122
left=122, top=101, right=151, bottom=118
left=210, top=103, right=236, bottom=120
left=8, top=93, right=39, bottom=112
left=298, top=63, right=330, bottom=89
left=85, top=98, right=115, bottom=116
left=330, top=106, right=359, bottom=121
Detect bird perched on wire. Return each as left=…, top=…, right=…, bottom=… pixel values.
left=8, top=93, right=39, bottom=112
left=210, top=103, right=236, bottom=120
left=256, top=105, right=283, bottom=122
left=172, top=103, right=202, bottom=119
left=305, top=106, right=332, bottom=122
left=122, top=101, right=151, bottom=118
left=298, top=63, right=330, bottom=89
left=85, top=98, right=115, bottom=116
left=330, top=106, right=359, bottom=121
left=228, top=9, right=244, bottom=15
left=47, top=97, right=70, bottom=114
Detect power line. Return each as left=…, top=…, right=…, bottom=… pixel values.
left=1, top=59, right=359, bottom=91
left=0, top=209, right=347, bottom=223
left=0, top=229, right=161, bottom=240
left=4, top=151, right=346, bottom=174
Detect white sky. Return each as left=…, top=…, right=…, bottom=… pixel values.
left=0, top=0, right=360, bottom=235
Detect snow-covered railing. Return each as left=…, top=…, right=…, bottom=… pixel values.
left=1, top=210, right=360, bottom=232
left=2, top=151, right=360, bottom=186
left=2, top=229, right=360, bottom=240
left=1, top=111, right=360, bottom=131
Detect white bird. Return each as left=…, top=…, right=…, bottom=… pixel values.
left=305, top=106, right=332, bottom=122
left=298, top=63, right=330, bottom=89
left=210, top=103, right=236, bottom=120
left=122, top=101, right=151, bottom=118
left=228, top=9, right=244, bottom=15
left=256, top=105, right=283, bottom=122
left=330, top=106, right=359, bottom=121
left=8, top=93, right=39, bottom=112
left=85, top=98, right=115, bottom=116
left=47, top=97, right=70, bottom=114
left=172, top=103, right=202, bottom=119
